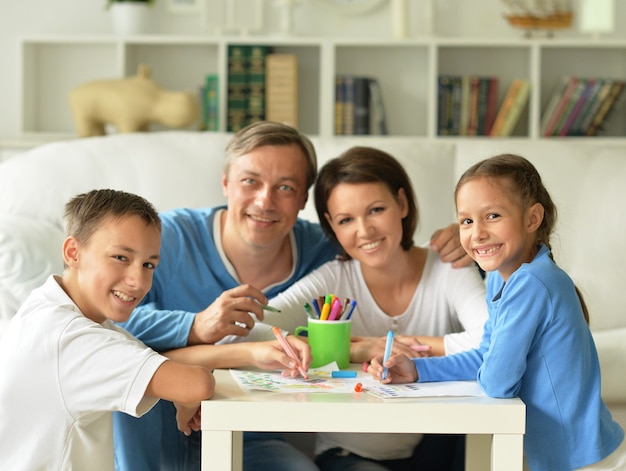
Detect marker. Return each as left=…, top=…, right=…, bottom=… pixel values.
left=344, top=300, right=357, bottom=320
left=261, top=304, right=281, bottom=313
left=327, top=298, right=343, bottom=321
left=331, top=370, right=357, bottom=378
left=382, top=330, right=394, bottom=380
left=354, top=382, right=363, bottom=393
left=320, top=301, right=331, bottom=321
left=272, top=326, right=308, bottom=380
left=303, top=302, right=317, bottom=319
left=311, top=298, right=321, bottom=317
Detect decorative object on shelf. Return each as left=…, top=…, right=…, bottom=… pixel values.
left=216, top=0, right=264, bottom=35
left=390, top=0, right=408, bottom=38
left=320, top=0, right=388, bottom=16
left=275, top=0, right=301, bottom=36
left=68, top=64, right=199, bottom=137
left=578, top=0, right=614, bottom=38
left=501, top=0, right=573, bottom=37
left=167, top=0, right=202, bottom=13
left=106, top=0, right=155, bottom=35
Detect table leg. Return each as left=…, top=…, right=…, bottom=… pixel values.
left=465, top=434, right=491, bottom=471
left=201, top=430, right=243, bottom=471
left=491, top=433, right=523, bottom=471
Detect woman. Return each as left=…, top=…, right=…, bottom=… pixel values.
left=266, top=146, right=488, bottom=471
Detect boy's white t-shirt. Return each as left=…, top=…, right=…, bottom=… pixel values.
left=0, top=275, right=168, bottom=470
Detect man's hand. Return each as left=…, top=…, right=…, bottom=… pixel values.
left=430, top=223, right=473, bottom=268
left=187, top=284, right=268, bottom=345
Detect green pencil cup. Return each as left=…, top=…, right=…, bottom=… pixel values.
left=295, top=319, right=351, bottom=369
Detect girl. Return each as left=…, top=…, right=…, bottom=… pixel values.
left=265, top=146, right=488, bottom=471
left=371, top=154, right=625, bottom=470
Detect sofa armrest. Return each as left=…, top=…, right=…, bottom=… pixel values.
left=593, top=328, right=626, bottom=404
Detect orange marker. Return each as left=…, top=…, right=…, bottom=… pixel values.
left=354, top=382, right=363, bottom=393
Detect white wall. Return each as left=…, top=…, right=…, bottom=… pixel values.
left=1, top=0, right=625, bottom=139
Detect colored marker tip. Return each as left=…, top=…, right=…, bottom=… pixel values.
left=354, top=382, right=363, bottom=393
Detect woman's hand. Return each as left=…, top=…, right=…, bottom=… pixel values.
left=351, top=335, right=431, bottom=363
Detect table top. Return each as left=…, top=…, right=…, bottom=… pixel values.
left=201, top=367, right=526, bottom=435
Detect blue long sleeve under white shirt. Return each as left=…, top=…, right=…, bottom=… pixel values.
left=413, top=245, right=624, bottom=471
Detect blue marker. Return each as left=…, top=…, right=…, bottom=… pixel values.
left=344, top=300, right=357, bottom=320
left=382, top=330, right=394, bottom=380
left=311, top=298, right=321, bottom=317
left=331, top=370, right=357, bottom=378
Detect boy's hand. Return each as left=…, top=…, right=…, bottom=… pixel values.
left=174, top=402, right=202, bottom=436
left=369, top=353, right=419, bottom=384
left=430, top=223, right=473, bottom=268
left=249, top=337, right=312, bottom=376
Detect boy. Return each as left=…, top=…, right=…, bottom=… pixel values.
left=0, top=189, right=215, bottom=470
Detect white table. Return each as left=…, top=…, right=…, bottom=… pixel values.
left=201, top=368, right=525, bottom=471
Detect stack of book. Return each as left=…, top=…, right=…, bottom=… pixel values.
left=335, top=75, right=387, bottom=136
left=540, top=76, right=626, bottom=137
left=437, top=75, right=500, bottom=136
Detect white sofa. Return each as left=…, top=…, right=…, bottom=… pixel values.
left=0, top=131, right=624, bottom=427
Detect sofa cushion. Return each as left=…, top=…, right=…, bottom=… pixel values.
left=0, top=214, right=64, bottom=328
left=0, top=131, right=229, bottom=227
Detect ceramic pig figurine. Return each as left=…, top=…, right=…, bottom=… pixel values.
left=69, top=64, right=199, bottom=137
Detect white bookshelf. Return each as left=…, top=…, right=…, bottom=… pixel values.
left=18, top=34, right=626, bottom=139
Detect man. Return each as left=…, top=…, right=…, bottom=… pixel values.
left=114, top=121, right=469, bottom=471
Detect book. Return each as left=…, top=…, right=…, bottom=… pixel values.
left=484, top=77, right=499, bottom=135
left=334, top=75, right=345, bottom=135
left=476, top=76, right=491, bottom=136
left=342, top=75, right=355, bottom=135
left=459, top=75, right=471, bottom=136
left=466, top=76, right=481, bottom=136
left=227, top=45, right=250, bottom=133
left=437, top=75, right=452, bottom=135
left=353, top=77, right=371, bottom=135
left=265, top=53, right=298, bottom=128
left=246, top=45, right=271, bottom=125
left=498, top=79, right=530, bottom=136
left=586, top=80, right=626, bottom=136
left=489, top=79, right=522, bottom=136
left=368, top=78, right=388, bottom=135
left=203, top=74, right=219, bottom=131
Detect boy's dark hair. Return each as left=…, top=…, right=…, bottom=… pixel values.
left=64, top=189, right=161, bottom=243
left=314, top=146, right=418, bottom=260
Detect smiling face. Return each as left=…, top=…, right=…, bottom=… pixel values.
left=456, top=176, right=543, bottom=281
left=325, top=182, right=408, bottom=269
left=62, top=215, right=161, bottom=324
left=221, top=143, right=309, bottom=251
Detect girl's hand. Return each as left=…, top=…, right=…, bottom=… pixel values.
left=369, top=353, right=418, bottom=384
